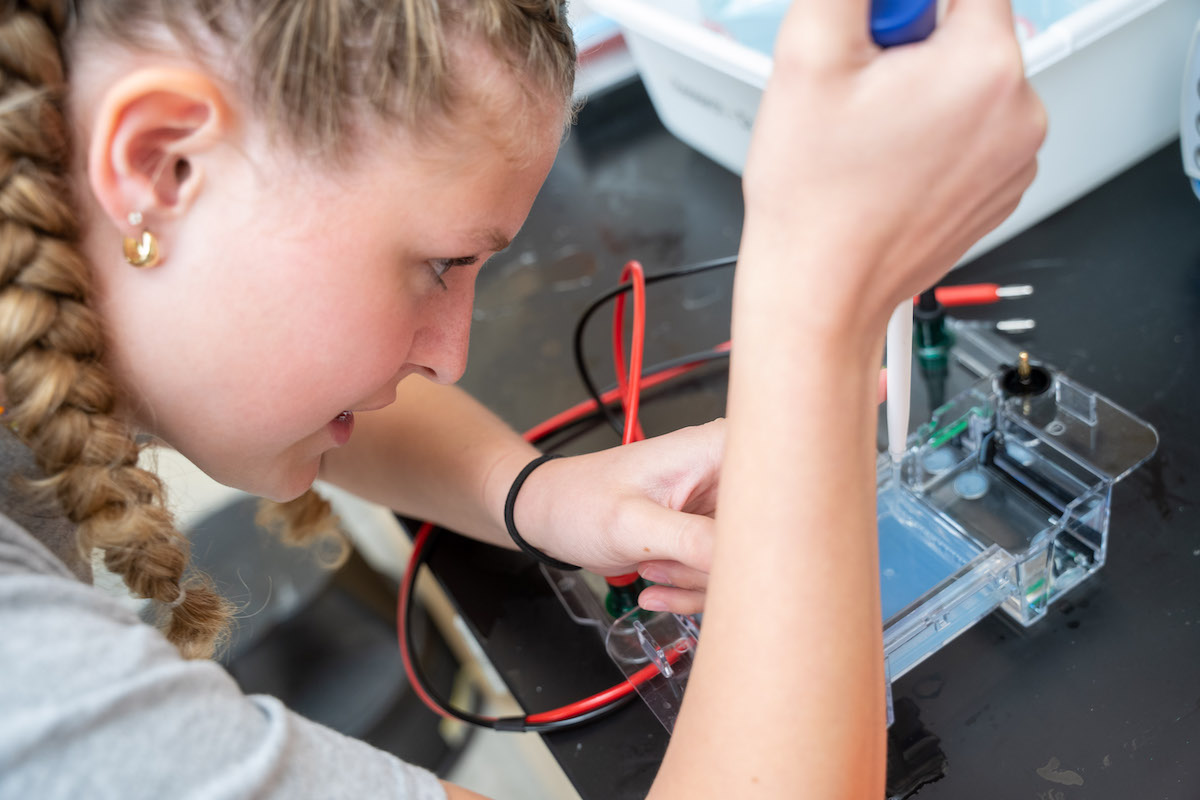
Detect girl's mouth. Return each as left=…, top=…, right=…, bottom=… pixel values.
left=329, top=410, right=355, bottom=446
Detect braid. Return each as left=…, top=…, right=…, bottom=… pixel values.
left=257, top=490, right=349, bottom=569
left=0, top=2, right=231, bottom=659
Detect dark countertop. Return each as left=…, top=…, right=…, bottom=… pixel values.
left=431, top=80, right=1200, bottom=798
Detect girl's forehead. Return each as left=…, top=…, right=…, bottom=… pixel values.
left=432, top=53, right=568, bottom=165
left=249, top=104, right=559, bottom=246
left=357, top=75, right=565, bottom=176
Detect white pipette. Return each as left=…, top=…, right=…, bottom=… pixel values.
left=886, top=300, right=913, bottom=468
left=874, top=0, right=940, bottom=469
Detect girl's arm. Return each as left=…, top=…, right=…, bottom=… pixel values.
left=318, top=375, right=538, bottom=552
left=649, top=0, right=1045, bottom=796
left=318, top=377, right=723, bottom=615
left=653, top=252, right=887, bottom=797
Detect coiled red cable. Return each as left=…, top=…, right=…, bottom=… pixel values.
left=398, top=260, right=708, bottom=731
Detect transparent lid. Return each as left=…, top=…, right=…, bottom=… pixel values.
left=948, top=323, right=1159, bottom=482
left=606, top=610, right=699, bottom=734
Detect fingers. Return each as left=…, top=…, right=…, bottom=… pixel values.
left=940, top=0, right=1024, bottom=73
left=878, top=368, right=887, bottom=405
left=955, top=0, right=1012, bottom=32
left=785, top=0, right=1016, bottom=64
left=639, top=560, right=709, bottom=592
left=623, top=499, right=715, bottom=574
left=639, top=585, right=705, bottom=616
left=789, top=0, right=870, bottom=33
left=947, top=0, right=1018, bottom=34
left=780, top=0, right=873, bottom=65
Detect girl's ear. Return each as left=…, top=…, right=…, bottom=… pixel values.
left=87, top=67, right=233, bottom=237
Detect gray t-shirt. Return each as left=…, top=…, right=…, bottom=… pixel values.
left=0, top=432, right=447, bottom=800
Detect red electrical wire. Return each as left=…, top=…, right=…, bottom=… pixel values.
left=399, top=519, right=691, bottom=727
left=400, top=339, right=731, bottom=725
left=612, top=260, right=648, bottom=444
left=398, top=522, right=479, bottom=723
left=524, top=641, right=690, bottom=724
left=398, top=260, right=713, bottom=729
left=912, top=283, right=1031, bottom=307
left=521, top=341, right=731, bottom=443
left=608, top=261, right=648, bottom=589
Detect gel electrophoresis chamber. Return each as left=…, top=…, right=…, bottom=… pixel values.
left=593, top=327, right=1158, bottom=731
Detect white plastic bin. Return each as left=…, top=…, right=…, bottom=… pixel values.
left=589, top=0, right=1200, bottom=259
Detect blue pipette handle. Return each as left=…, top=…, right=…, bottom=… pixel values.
left=871, top=0, right=940, bottom=46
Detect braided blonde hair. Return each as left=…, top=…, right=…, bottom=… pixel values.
left=0, top=0, right=575, bottom=658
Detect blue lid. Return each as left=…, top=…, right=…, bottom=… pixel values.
left=871, top=0, right=938, bottom=46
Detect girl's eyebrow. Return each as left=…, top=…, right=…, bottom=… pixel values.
left=473, top=228, right=511, bottom=252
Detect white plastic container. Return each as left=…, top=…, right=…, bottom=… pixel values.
left=589, top=0, right=1200, bottom=258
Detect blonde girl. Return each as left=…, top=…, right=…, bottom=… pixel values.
left=0, top=0, right=1043, bottom=797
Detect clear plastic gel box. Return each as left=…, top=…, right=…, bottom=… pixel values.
left=548, top=327, right=1159, bottom=731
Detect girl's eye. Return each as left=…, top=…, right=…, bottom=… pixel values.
left=428, top=256, right=479, bottom=290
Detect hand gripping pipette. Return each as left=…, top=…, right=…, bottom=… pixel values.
left=871, top=0, right=944, bottom=467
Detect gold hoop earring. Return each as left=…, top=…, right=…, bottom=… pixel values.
left=122, top=211, right=161, bottom=269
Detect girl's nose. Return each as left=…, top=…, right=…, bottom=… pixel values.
left=406, top=280, right=475, bottom=385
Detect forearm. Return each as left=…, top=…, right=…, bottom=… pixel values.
left=652, top=246, right=886, bottom=798
left=319, top=377, right=538, bottom=549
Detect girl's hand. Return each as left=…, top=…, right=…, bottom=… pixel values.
left=513, top=373, right=888, bottom=615
left=514, top=420, right=724, bottom=616
left=740, top=0, right=1046, bottom=337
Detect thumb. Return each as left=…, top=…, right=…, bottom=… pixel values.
left=618, top=499, right=715, bottom=575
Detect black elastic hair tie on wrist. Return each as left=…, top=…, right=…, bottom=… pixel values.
left=504, top=453, right=580, bottom=571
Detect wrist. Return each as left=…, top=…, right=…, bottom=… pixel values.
left=503, top=453, right=580, bottom=571
left=481, top=444, right=541, bottom=548
left=734, top=231, right=893, bottom=352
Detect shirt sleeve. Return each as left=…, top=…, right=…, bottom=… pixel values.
left=0, top=539, right=448, bottom=800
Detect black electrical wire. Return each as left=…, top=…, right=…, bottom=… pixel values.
left=531, top=347, right=733, bottom=449
left=401, top=344, right=731, bottom=732
left=572, top=255, right=738, bottom=436
left=402, top=525, right=637, bottom=733
left=403, top=259, right=738, bottom=733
